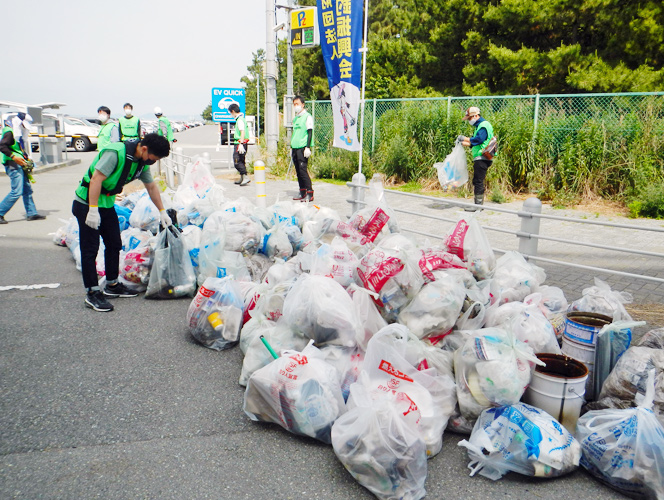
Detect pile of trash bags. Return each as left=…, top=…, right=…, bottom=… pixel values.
left=52, top=157, right=664, bottom=500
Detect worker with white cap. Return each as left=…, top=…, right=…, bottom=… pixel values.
left=154, top=107, right=175, bottom=143
left=458, top=106, right=495, bottom=209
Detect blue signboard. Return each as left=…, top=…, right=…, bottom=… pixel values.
left=211, top=88, right=246, bottom=122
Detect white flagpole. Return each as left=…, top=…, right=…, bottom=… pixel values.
left=357, top=0, right=369, bottom=174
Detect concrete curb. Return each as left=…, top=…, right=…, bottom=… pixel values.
left=0, top=158, right=81, bottom=176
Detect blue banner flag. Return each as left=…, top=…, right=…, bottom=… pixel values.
left=317, top=0, right=363, bottom=151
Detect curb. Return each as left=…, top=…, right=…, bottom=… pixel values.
left=0, top=159, right=81, bottom=176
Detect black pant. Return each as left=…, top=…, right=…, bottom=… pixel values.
left=72, top=200, right=122, bottom=290
left=472, top=158, right=492, bottom=196
left=233, top=144, right=248, bottom=175
left=291, top=148, right=312, bottom=191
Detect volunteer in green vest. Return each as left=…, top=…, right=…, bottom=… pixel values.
left=154, top=107, right=175, bottom=143
left=458, top=106, right=494, bottom=209
left=0, top=120, right=45, bottom=224
left=291, top=96, right=314, bottom=202
left=72, top=133, right=172, bottom=312
left=96, top=106, right=119, bottom=151
left=228, top=103, right=250, bottom=186
left=118, top=102, right=141, bottom=141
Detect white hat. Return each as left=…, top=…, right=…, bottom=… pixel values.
left=22, top=114, right=33, bottom=128
left=462, top=106, right=481, bottom=120
left=154, top=106, right=162, bottom=115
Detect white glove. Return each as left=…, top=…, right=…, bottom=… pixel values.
left=304, top=147, right=311, bottom=158
left=85, top=206, right=101, bottom=229
left=159, top=209, right=173, bottom=229
left=237, top=144, right=245, bottom=154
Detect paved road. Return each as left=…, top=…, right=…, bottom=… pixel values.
left=0, top=125, right=650, bottom=499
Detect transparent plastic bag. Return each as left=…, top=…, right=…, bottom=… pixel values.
left=458, top=403, right=581, bottom=480
left=182, top=156, right=216, bottom=197
left=320, top=344, right=365, bottom=402
left=577, top=371, right=664, bottom=499
left=128, top=194, right=159, bottom=233
left=569, top=277, right=633, bottom=321
left=243, top=342, right=346, bottom=444
left=435, top=143, right=469, bottom=189
left=145, top=227, right=197, bottom=299
left=491, top=251, right=546, bottom=304
left=310, top=237, right=359, bottom=288
left=485, top=302, right=561, bottom=354
left=445, top=216, right=496, bottom=280
left=332, top=382, right=427, bottom=500
left=186, top=277, right=244, bottom=350
left=524, top=285, right=568, bottom=340
left=350, top=284, right=388, bottom=350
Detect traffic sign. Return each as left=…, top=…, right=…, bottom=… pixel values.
left=211, top=88, right=246, bottom=122
left=291, top=7, right=319, bottom=49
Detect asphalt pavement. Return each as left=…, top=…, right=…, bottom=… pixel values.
left=0, top=125, right=653, bottom=499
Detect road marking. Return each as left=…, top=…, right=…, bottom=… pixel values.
left=0, top=283, right=61, bottom=291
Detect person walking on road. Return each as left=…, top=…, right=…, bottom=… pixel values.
left=0, top=120, right=45, bottom=224
left=229, top=103, right=250, bottom=186
left=154, top=107, right=175, bottom=143
left=458, top=106, right=494, bottom=209
left=11, top=112, right=32, bottom=152
left=96, top=106, right=120, bottom=151
left=291, top=96, right=314, bottom=202
left=72, top=133, right=172, bottom=312
left=118, top=103, right=141, bottom=141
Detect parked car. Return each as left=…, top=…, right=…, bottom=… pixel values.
left=60, top=115, right=100, bottom=151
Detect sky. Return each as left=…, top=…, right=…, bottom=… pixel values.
left=3, top=0, right=289, bottom=120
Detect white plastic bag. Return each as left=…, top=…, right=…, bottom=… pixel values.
left=243, top=342, right=346, bottom=444
left=350, top=285, right=388, bottom=350
left=182, top=156, right=216, bottom=197
left=445, top=216, right=496, bottom=280
left=332, top=382, right=427, bottom=500
left=491, top=251, right=546, bottom=304
left=435, top=143, right=468, bottom=189
left=458, top=403, right=581, bottom=480
left=569, top=277, right=633, bottom=321
left=524, top=285, right=568, bottom=340
left=485, top=302, right=561, bottom=354
left=129, top=194, right=159, bottom=233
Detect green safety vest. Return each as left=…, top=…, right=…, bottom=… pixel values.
left=75, top=142, right=142, bottom=208
left=97, top=122, right=118, bottom=151
left=119, top=116, right=140, bottom=140
left=291, top=111, right=311, bottom=149
left=471, top=120, right=494, bottom=159
left=157, top=116, right=173, bottom=142
left=233, top=114, right=249, bottom=144
left=1, top=126, right=24, bottom=164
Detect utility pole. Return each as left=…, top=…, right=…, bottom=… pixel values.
left=285, top=0, right=293, bottom=143
left=265, top=0, right=279, bottom=166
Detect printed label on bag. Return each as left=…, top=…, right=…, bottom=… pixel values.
left=378, top=360, right=414, bottom=383
left=419, top=250, right=466, bottom=282
left=216, top=267, right=227, bottom=278
left=446, top=220, right=469, bottom=260
left=357, top=256, right=404, bottom=294
left=360, top=208, right=389, bottom=242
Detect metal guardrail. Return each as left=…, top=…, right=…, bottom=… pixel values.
left=346, top=176, right=664, bottom=285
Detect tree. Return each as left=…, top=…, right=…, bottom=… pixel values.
left=201, top=102, right=211, bottom=121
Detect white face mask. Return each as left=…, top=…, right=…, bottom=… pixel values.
left=124, top=109, right=132, bottom=116
left=99, top=114, right=109, bottom=123
left=293, top=105, right=303, bottom=114
left=469, top=117, right=479, bottom=125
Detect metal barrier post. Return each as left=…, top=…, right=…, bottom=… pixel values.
left=254, top=160, right=266, bottom=208
left=175, top=146, right=184, bottom=184
left=518, top=197, right=542, bottom=257
left=350, top=172, right=366, bottom=215
left=165, top=158, right=174, bottom=188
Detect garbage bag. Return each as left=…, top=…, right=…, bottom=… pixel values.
left=302, top=218, right=369, bottom=257
left=445, top=216, right=496, bottom=280
left=397, top=270, right=466, bottom=340
left=435, top=143, right=469, bottom=189
left=577, top=371, right=664, bottom=499
left=310, top=237, right=359, bottom=288
left=331, top=382, right=427, bottom=500
left=145, top=227, right=197, bottom=299
left=348, top=206, right=393, bottom=245
left=352, top=325, right=457, bottom=457
left=350, top=284, right=388, bottom=350
left=182, top=156, right=216, bottom=197
left=594, top=320, right=645, bottom=399
left=569, top=277, right=633, bottom=321
left=239, top=317, right=308, bottom=386
left=186, top=277, right=244, bottom=350
left=320, top=344, right=365, bottom=402
left=251, top=278, right=296, bottom=322
left=259, top=222, right=293, bottom=260
left=115, top=204, right=132, bottom=232
left=491, top=251, right=546, bottom=304
left=204, top=210, right=263, bottom=255
left=524, top=285, right=568, bottom=340
left=454, top=327, right=544, bottom=422
left=243, top=341, right=346, bottom=444
left=417, top=247, right=467, bottom=284
left=180, top=225, right=202, bottom=270
left=458, top=403, right=581, bottom=480
left=244, top=253, right=272, bottom=283
left=282, top=274, right=362, bottom=347
left=129, top=194, right=160, bottom=233
left=485, top=302, right=561, bottom=354
left=198, top=223, right=251, bottom=284
left=638, top=328, right=664, bottom=349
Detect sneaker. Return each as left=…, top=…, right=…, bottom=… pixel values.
left=103, top=282, right=139, bottom=298
left=27, top=214, right=46, bottom=221
left=85, top=290, right=114, bottom=312
left=240, top=176, right=251, bottom=186
left=0, top=216, right=7, bottom=224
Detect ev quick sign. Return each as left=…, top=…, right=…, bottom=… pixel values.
left=211, top=88, right=245, bottom=122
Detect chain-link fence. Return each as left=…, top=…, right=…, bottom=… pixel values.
left=307, top=92, right=664, bottom=157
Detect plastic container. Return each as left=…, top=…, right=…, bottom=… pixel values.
left=522, top=353, right=588, bottom=433
left=563, top=312, right=612, bottom=345
left=561, top=336, right=596, bottom=400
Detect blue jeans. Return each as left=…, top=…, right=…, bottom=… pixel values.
left=0, top=162, right=37, bottom=217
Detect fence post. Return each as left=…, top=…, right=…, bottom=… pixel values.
left=254, top=160, right=266, bottom=208
left=371, top=98, right=377, bottom=154
left=350, top=171, right=366, bottom=215
left=518, top=197, right=542, bottom=257
left=311, top=100, right=316, bottom=148
left=446, top=96, right=452, bottom=126
left=532, top=93, right=541, bottom=140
